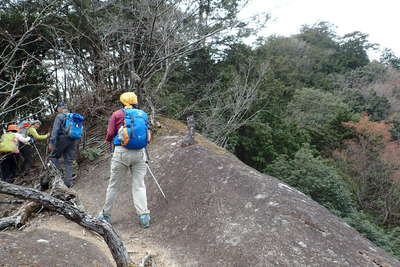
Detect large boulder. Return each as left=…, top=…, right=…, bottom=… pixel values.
left=146, top=136, right=399, bottom=266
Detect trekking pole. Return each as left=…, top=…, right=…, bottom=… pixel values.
left=145, top=148, right=168, bottom=203
left=44, top=138, right=49, bottom=161
left=32, top=142, right=46, bottom=169
left=146, top=164, right=168, bottom=203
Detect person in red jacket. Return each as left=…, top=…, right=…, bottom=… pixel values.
left=98, top=92, right=152, bottom=228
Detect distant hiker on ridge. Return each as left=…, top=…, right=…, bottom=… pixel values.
left=98, top=92, right=152, bottom=228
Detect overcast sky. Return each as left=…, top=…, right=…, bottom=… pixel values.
left=240, top=0, right=399, bottom=60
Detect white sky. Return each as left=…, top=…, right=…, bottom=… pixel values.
left=241, top=0, right=400, bottom=60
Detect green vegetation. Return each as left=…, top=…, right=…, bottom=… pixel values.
left=266, top=146, right=354, bottom=216
left=82, top=147, right=102, bottom=161
left=158, top=20, right=400, bottom=258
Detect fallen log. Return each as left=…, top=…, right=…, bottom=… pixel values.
left=0, top=215, right=18, bottom=230
left=0, top=163, right=73, bottom=232
left=0, top=181, right=134, bottom=267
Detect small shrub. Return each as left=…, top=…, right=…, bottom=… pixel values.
left=265, top=146, right=355, bottom=216
left=344, top=211, right=397, bottom=257
left=82, top=147, right=102, bottom=161
left=390, top=120, right=400, bottom=142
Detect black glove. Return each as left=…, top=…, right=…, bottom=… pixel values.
left=29, top=138, right=35, bottom=145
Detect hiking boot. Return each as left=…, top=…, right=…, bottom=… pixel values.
left=98, top=211, right=111, bottom=224
left=139, top=213, right=150, bottom=228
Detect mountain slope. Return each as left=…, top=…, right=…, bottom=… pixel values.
left=1, top=117, right=399, bottom=266
left=76, top=117, right=400, bottom=266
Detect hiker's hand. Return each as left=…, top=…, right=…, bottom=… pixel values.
left=29, top=138, right=35, bottom=145
left=48, top=144, right=55, bottom=151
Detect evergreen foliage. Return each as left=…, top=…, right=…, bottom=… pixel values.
left=287, top=88, right=351, bottom=128
left=266, top=146, right=354, bottom=216
left=344, top=212, right=399, bottom=256
left=286, top=88, right=355, bottom=151
left=381, top=48, right=400, bottom=70
left=231, top=119, right=310, bottom=170
left=391, top=120, right=400, bottom=142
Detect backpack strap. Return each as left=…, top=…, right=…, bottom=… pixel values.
left=122, top=108, right=135, bottom=138
left=59, top=112, right=68, bottom=136
left=25, top=126, right=32, bottom=137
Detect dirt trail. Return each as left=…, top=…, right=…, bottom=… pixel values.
left=70, top=140, right=185, bottom=266
left=18, top=151, right=180, bottom=266
left=0, top=118, right=188, bottom=267
left=24, top=211, right=176, bottom=266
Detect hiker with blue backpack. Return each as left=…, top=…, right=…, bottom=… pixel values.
left=48, top=102, right=84, bottom=189
left=98, top=92, right=152, bottom=228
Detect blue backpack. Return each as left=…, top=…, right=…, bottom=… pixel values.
left=64, top=113, right=85, bottom=139
left=114, top=108, right=148, bottom=149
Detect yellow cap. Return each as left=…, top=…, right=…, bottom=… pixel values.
left=120, top=92, right=137, bottom=108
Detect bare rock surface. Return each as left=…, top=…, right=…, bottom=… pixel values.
left=0, top=228, right=113, bottom=266
left=76, top=117, right=400, bottom=266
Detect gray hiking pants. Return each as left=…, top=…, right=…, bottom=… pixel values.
left=102, top=146, right=149, bottom=216
left=49, top=135, right=77, bottom=187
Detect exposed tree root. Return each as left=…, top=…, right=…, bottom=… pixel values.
left=140, top=254, right=156, bottom=267
left=0, top=198, right=24, bottom=204
left=0, top=202, right=40, bottom=230
left=0, top=163, right=136, bottom=267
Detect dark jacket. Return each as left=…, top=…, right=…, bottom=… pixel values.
left=49, top=112, right=66, bottom=145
